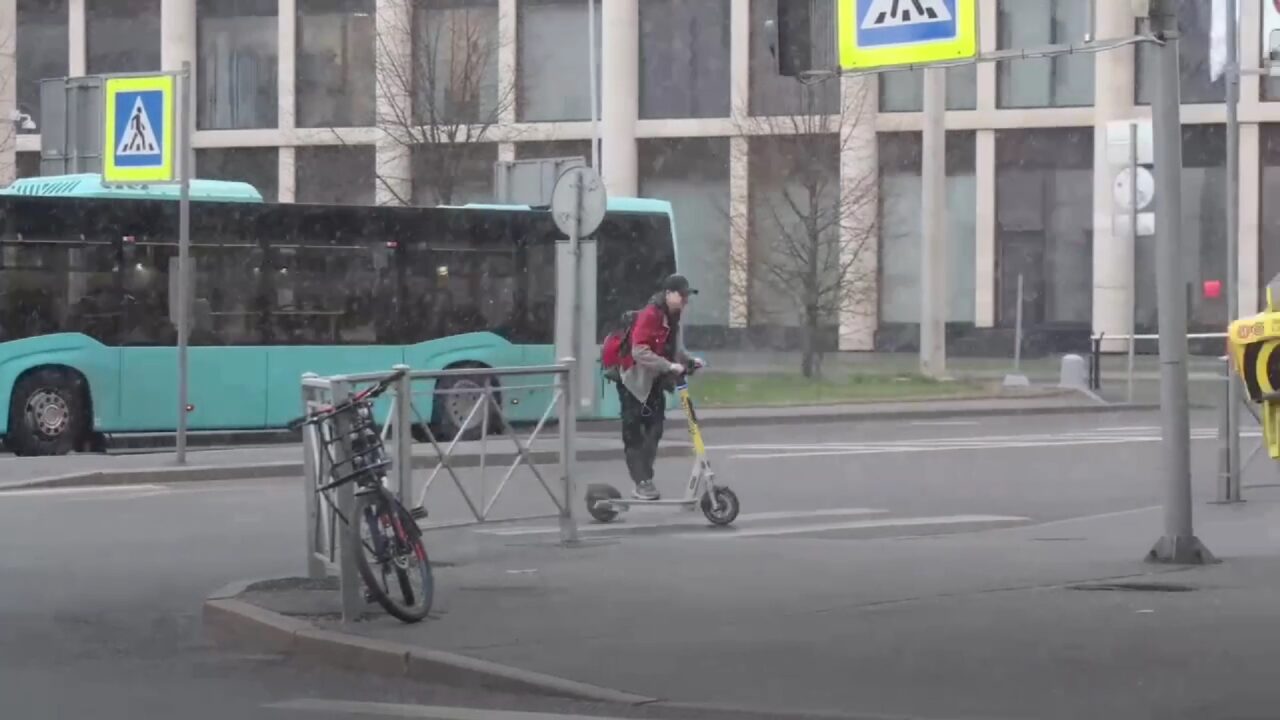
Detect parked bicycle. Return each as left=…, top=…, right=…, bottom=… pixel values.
left=288, top=369, right=433, bottom=623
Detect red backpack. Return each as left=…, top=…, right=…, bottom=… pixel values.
left=601, top=309, right=640, bottom=382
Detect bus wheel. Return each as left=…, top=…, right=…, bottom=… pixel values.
left=8, top=369, right=85, bottom=457
left=434, top=369, right=500, bottom=441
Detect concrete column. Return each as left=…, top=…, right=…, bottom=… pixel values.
left=974, top=129, right=996, bottom=327
left=161, top=0, right=197, bottom=71
left=1090, top=0, right=1137, bottom=351
left=729, top=0, right=749, bottom=116
left=600, top=0, right=637, bottom=197
left=68, top=0, right=86, bottom=75
left=497, top=0, right=517, bottom=125
left=278, top=145, right=296, bottom=202
left=497, top=142, right=515, bottom=163
left=278, top=0, right=297, bottom=131
left=728, top=135, right=749, bottom=328
left=375, top=0, right=411, bottom=205
left=0, top=0, right=16, bottom=186
left=974, top=0, right=997, bottom=111
left=1240, top=122, right=1261, bottom=312
left=839, top=74, right=878, bottom=351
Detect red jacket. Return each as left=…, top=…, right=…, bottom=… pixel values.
left=621, top=303, right=672, bottom=371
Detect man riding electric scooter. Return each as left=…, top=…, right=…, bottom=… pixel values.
left=617, top=274, right=705, bottom=500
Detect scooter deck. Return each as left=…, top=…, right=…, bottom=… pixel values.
left=599, top=497, right=700, bottom=509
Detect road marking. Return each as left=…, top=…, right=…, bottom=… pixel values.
left=724, top=428, right=1261, bottom=460
left=0, top=484, right=168, bottom=499
left=268, top=699, right=635, bottom=719
left=693, top=514, right=1031, bottom=539
left=910, top=420, right=979, bottom=427
left=478, top=507, right=889, bottom=536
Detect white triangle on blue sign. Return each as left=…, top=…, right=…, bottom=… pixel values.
left=862, top=0, right=952, bottom=30
left=117, top=96, right=161, bottom=156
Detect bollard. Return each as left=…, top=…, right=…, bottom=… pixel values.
left=1059, top=354, right=1090, bottom=391
left=1089, top=334, right=1105, bottom=391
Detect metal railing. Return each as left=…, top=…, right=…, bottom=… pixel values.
left=1089, top=332, right=1228, bottom=402
left=301, top=360, right=580, bottom=617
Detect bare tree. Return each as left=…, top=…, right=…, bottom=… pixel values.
left=353, top=2, right=517, bottom=206
left=729, top=80, right=877, bottom=378
left=0, top=31, right=17, bottom=185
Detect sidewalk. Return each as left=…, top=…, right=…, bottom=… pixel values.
left=216, top=493, right=1280, bottom=720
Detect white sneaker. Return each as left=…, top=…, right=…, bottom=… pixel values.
left=631, top=482, right=660, bottom=501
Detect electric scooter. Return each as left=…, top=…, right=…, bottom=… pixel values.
left=585, top=369, right=740, bottom=526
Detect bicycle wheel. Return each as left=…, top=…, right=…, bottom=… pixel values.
left=352, top=488, right=434, bottom=623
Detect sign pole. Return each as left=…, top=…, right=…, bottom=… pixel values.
left=1225, top=0, right=1243, bottom=502
left=1147, top=0, right=1214, bottom=564
left=176, top=62, right=192, bottom=465
left=920, top=65, right=947, bottom=379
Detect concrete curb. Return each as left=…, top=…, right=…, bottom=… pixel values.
left=0, top=445, right=688, bottom=492
left=202, top=592, right=658, bottom=706
left=647, top=401, right=1163, bottom=430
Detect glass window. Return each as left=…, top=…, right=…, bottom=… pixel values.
left=197, top=148, right=279, bottom=201
left=1133, top=125, right=1225, bottom=332
left=297, top=146, right=375, bottom=205
left=16, top=153, right=41, bottom=179
left=595, top=212, right=678, bottom=340
left=638, top=138, right=730, bottom=327
left=639, top=0, right=730, bottom=119
left=87, top=0, right=161, bottom=74
left=268, top=207, right=390, bottom=345
left=748, top=0, right=837, bottom=115
left=197, top=0, right=279, bottom=129
left=515, top=140, right=593, bottom=161
left=413, top=0, right=502, bottom=125
left=518, top=0, right=600, bottom=122
left=1136, top=0, right=1223, bottom=105
left=297, top=0, right=375, bottom=128
left=1260, top=126, right=1280, bottom=291
left=747, top=134, right=844, bottom=328
left=16, top=0, right=68, bottom=133
left=0, top=199, right=118, bottom=344
left=411, top=143, right=495, bottom=206
left=995, top=128, right=1093, bottom=327
left=878, top=132, right=977, bottom=324
left=996, top=0, right=1093, bottom=108
left=879, top=66, right=978, bottom=112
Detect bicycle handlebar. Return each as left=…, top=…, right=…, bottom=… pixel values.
left=287, top=369, right=407, bottom=431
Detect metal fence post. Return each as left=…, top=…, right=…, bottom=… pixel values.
left=558, top=357, right=579, bottom=545
left=1216, top=357, right=1234, bottom=503
left=301, top=373, right=325, bottom=580
left=328, top=377, right=362, bottom=623
left=392, top=364, right=412, bottom=505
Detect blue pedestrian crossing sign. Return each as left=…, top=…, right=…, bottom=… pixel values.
left=838, top=0, right=977, bottom=71
left=103, top=74, right=176, bottom=184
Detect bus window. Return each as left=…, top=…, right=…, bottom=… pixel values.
left=595, top=212, right=678, bottom=341
left=267, top=206, right=389, bottom=346
left=0, top=198, right=122, bottom=344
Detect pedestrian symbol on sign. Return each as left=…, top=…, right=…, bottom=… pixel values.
left=117, top=96, right=160, bottom=156
left=862, top=0, right=952, bottom=29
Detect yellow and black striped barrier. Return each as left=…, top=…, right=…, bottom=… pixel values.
left=1228, top=289, right=1280, bottom=458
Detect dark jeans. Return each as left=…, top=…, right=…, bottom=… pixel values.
left=618, top=383, right=665, bottom=486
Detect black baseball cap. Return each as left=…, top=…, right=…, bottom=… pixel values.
left=662, top=274, right=698, bottom=297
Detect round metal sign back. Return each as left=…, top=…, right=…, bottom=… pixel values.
left=551, top=166, right=607, bottom=238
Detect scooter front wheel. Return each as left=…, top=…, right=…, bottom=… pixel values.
left=700, top=486, right=740, bottom=526
left=585, top=483, right=622, bottom=523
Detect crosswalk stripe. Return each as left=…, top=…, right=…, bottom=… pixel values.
left=268, top=699, right=629, bottom=720
left=693, top=514, right=1031, bottom=540
left=477, top=507, right=889, bottom=536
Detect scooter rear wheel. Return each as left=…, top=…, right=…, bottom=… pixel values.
left=701, top=486, right=740, bottom=526
left=585, top=483, right=622, bottom=523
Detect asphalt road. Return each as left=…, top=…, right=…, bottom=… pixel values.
left=0, top=408, right=1255, bottom=720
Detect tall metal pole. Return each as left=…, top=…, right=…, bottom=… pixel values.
left=587, top=0, right=599, bottom=170
left=1147, top=1, right=1215, bottom=564
left=1224, top=0, right=1243, bottom=502
left=176, top=62, right=192, bottom=465
left=1127, top=122, right=1139, bottom=405
left=920, top=66, right=947, bottom=379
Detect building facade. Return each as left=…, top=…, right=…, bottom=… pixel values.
left=0, top=0, right=1275, bottom=353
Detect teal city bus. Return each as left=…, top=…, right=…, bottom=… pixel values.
left=0, top=173, right=678, bottom=455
